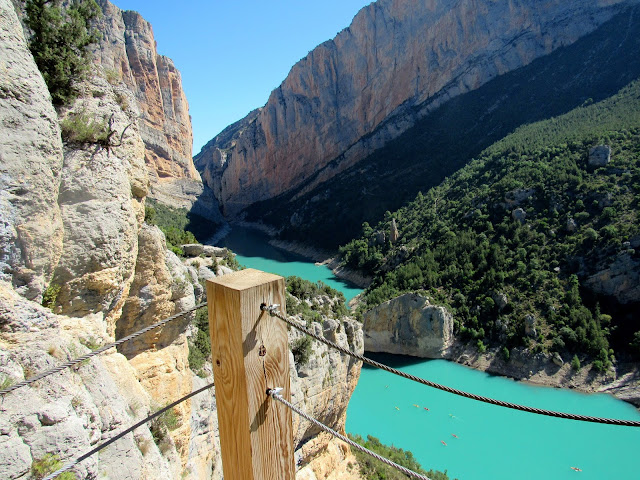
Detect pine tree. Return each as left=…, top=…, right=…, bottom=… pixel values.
left=24, top=0, right=101, bottom=106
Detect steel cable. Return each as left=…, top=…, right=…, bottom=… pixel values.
left=262, top=304, right=640, bottom=427
left=0, top=302, right=207, bottom=396
left=268, top=388, right=432, bottom=480
left=43, top=382, right=215, bottom=480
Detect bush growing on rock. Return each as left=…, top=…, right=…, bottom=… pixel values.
left=24, top=0, right=102, bottom=106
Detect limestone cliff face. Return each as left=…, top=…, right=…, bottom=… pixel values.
left=363, top=293, right=454, bottom=358
left=0, top=0, right=63, bottom=302
left=197, top=0, right=636, bottom=216
left=93, top=0, right=198, bottom=185
left=289, top=316, right=363, bottom=449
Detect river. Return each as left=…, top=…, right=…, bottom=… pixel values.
left=215, top=226, right=640, bottom=480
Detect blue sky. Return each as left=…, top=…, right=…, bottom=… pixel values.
left=112, top=0, right=372, bottom=154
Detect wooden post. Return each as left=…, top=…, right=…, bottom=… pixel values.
left=207, top=268, right=294, bottom=480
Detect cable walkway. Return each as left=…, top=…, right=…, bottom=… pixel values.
left=262, top=304, right=640, bottom=428
left=43, top=382, right=215, bottom=480
left=0, top=302, right=207, bottom=396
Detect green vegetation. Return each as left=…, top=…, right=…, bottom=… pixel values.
left=340, top=80, right=640, bottom=364
left=286, top=276, right=349, bottom=319
left=571, top=355, right=581, bottom=371
left=42, top=282, right=61, bottom=309
left=145, top=199, right=219, bottom=256
left=290, top=336, right=313, bottom=367
left=348, top=434, right=451, bottom=480
left=60, top=109, right=110, bottom=144
left=188, top=307, right=210, bottom=376
left=24, top=0, right=101, bottom=106
left=150, top=405, right=180, bottom=449
left=31, top=453, right=76, bottom=480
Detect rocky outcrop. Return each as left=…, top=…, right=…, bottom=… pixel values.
left=588, top=145, right=611, bottom=167
left=0, top=281, right=176, bottom=479
left=584, top=251, right=640, bottom=304
left=363, top=293, right=453, bottom=358
left=197, top=0, right=635, bottom=216
left=52, top=75, right=147, bottom=327
left=92, top=0, right=199, bottom=185
left=289, top=315, right=363, bottom=449
left=0, top=0, right=64, bottom=302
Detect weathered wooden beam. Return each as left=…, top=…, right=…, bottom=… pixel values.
left=207, top=268, right=294, bottom=480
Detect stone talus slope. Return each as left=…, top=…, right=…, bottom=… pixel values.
left=197, top=0, right=635, bottom=216
left=93, top=0, right=198, bottom=184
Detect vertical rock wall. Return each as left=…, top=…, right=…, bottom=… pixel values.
left=0, top=0, right=64, bottom=301
left=196, top=0, right=637, bottom=216
left=93, top=0, right=198, bottom=184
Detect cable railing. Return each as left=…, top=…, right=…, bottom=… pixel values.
left=261, top=303, right=640, bottom=428
left=6, top=268, right=639, bottom=480
left=0, top=302, right=206, bottom=396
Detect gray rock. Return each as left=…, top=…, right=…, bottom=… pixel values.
left=584, top=252, right=640, bottom=304
left=182, top=244, right=204, bottom=257
left=525, top=314, right=537, bottom=337
left=505, top=188, right=535, bottom=206
left=492, top=292, right=508, bottom=311
left=589, top=145, right=611, bottom=167
left=512, top=208, right=527, bottom=223
left=363, top=293, right=454, bottom=358
left=552, top=352, right=564, bottom=367
left=390, top=218, right=399, bottom=243
left=567, top=218, right=578, bottom=232
left=202, top=245, right=228, bottom=257
left=0, top=0, right=64, bottom=301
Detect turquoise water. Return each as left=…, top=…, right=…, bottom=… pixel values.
left=215, top=226, right=362, bottom=302
left=346, top=354, right=640, bottom=480
left=213, top=226, right=640, bottom=480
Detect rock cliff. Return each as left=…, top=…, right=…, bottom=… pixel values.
left=92, top=0, right=198, bottom=185
left=197, top=0, right=637, bottom=218
left=0, top=0, right=64, bottom=302
left=363, top=293, right=453, bottom=357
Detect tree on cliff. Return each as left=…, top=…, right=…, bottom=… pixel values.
left=24, top=0, right=101, bottom=106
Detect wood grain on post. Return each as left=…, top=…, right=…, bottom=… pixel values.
left=207, top=268, right=294, bottom=480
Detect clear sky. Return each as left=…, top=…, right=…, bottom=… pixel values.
left=111, top=0, right=372, bottom=154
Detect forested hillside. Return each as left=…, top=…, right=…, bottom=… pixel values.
left=341, top=80, right=640, bottom=368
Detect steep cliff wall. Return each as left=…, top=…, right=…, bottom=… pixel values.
left=93, top=0, right=198, bottom=184
left=197, top=0, right=637, bottom=218
left=0, top=0, right=64, bottom=302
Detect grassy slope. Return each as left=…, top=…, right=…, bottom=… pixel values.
left=340, top=79, right=640, bottom=366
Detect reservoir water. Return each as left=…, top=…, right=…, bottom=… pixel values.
left=215, top=226, right=640, bottom=480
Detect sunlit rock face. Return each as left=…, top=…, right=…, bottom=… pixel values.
left=93, top=0, right=199, bottom=185
left=196, top=0, right=635, bottom=216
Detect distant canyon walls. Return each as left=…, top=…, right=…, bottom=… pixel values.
left=93, top=0, right=198, bottom=184
left=196, top=0, right=637, bottom=217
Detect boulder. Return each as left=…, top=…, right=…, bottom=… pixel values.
left=552, top=352, right=564, bottom=366
left=182, top=244, right=204, bottom=257
left=363, top=293, right=454, bottom=358
left=202, top=245, right=228, bottom=257
left=525, top=314, right=537, bottom=337
left=492, top=292, right=508, bottom=311
left=588, top=145, right=611, bottom=167
left=512, top=208, right=527, bottom=223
